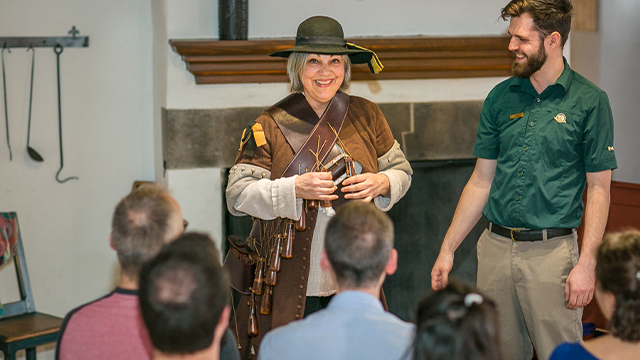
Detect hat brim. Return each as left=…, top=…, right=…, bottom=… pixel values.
left=270, top=45, right=373, bottom=65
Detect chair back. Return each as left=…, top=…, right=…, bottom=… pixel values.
left=0, top=212, right=36, bottom=318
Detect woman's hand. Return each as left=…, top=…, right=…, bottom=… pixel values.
left=295, top=172, right=338, bottom=200
left=341, top=173, right=390, bottom=202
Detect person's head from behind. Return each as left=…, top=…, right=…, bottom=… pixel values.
left=110, top=184, right=184, bottom=283
left=322, top=201, right=397, bottom=290
left=596, top=230, right=640, bottom=342
left=138, top=232, right=230, bottom=357
left=414, top=280, right=501, bottom=360
left=500, top=0, right=573, bottom=78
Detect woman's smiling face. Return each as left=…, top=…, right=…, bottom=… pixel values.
left=302, top=53, right=345, bottom=115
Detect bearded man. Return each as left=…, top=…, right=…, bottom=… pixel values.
left=430, top=1, right=617, bottom=360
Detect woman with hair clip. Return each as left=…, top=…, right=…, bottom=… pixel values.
left=550, top=230, right=640, bottom=360
left=413, top=280, right=502, bottom=360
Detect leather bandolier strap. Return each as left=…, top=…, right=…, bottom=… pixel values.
left=232, top=92, right=350, bottom=360
left=269, top=91, right=350, bottom=177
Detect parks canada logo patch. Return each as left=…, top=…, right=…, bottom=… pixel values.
left=554, top=113, right=567, bottom=123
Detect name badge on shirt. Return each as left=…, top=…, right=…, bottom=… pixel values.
left=510, top=112, right=524, bottom=119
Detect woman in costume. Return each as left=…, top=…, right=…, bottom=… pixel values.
left=549, top=230, right=640, bottom=360
left=225, top=15, right=412, bottom=359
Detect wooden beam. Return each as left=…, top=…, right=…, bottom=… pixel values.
left=170, top=36, right=513, bottom=84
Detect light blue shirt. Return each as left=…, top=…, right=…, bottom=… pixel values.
left=257, top=291, right=415, bottom=360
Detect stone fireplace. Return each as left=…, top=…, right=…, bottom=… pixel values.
left=162, top=99, right=488, bottom=320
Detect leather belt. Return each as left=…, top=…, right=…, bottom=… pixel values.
left=488, top=223, right=573, bottom=242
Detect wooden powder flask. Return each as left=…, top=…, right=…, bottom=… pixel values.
left=252, top=258, right=266, bottom=295
left=345, top=156, right=356, bottom=178
left=307, top=199, right=319, bottom=210
left=282, top=221, right=294, bottom=259
left=295, top=203, right=306, bottom=231
left=269, top=234, right=283, bottom=272
left=260, top=285, right=273, bottom=315
left=319, top=171, right=334, bottom=208
left=248, top=291, right=259, bottom=337
left=265, top=267, right=277, bottom=286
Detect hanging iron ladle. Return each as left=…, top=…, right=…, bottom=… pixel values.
left=26, top=46, right=43, bottom=162
left=54, top=44, right=78, bottom=183
left=2, top=44, right=12, bottom=161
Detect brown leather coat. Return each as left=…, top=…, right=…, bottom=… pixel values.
left=228, top=95, right=405, bottom=359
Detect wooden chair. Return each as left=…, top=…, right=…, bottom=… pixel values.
left=0, top=212, right=63, bottom=360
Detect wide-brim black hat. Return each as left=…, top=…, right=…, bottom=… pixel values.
left=270, top=16, right=383, bottom=74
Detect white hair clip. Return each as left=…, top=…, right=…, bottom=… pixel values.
left=464, top=293, right=483, bottom=308
left=446, top=308, right=466, bottom=321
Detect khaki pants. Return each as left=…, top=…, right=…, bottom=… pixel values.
left=477, top=228, right=583, bottom=360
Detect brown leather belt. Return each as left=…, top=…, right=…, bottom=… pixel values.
left=488, top=223, right=573, bottom=242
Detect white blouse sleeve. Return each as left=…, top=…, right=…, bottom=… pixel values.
left=373, top=140, right=413, bottom=211
left=226, top=163, right=303, bottom=221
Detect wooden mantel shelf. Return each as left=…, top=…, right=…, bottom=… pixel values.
left=170, top=36, right=513, bottom=85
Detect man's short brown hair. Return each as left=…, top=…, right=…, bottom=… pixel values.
left=111, top=184, right=178, bottom=280
left=501, top=0, right=573, bottom=46
left=324, top=202, right=394, bottom=288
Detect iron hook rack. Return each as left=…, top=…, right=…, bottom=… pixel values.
left=0, top=26, right=89, bottom=49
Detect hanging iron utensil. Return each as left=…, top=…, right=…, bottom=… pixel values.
left=2, top=45, right=12, bottom=161
left=54, top=44, right=78, bottom=183
left=26, top=46, right=43, bottom=162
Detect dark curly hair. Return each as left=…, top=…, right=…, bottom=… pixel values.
left=414, top=280, right=502, bottom=360
left=501, top=0, right=573, bottom=47
left=597, top=230, right=640, bottom=342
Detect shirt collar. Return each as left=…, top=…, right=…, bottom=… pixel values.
left=114, top=287, right=138, bottom=295
left=327, top=290, right=384, bottom=312
left=554, top=56, right=572, bottom=93
left=510, top=56, right=573, bottom=95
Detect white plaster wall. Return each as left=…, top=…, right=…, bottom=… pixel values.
left=165, top=168, right=225, bottom=261
left=595, top=1, right=640, bottom=183
left=0, top=1, right=153, bottom=358
left=164, top=0, right=514, bottom=110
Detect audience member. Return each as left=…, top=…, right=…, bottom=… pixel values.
left=550, top=230, right=640, bottom=360
left=414, top=280, right=501, bottom=360
left=56, top=185, right=239, bottom=360
left=139, top=232, right=231, bottom=360
left=257, top=201, right=415, bottom=360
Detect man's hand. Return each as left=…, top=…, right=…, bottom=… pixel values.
left=431, top=252, right=454, bottom=291
left=564, top=262, right=595, bottom=309
left=341, top=173, right=390, bottom=202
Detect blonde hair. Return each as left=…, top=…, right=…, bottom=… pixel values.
left=286, top=52, right=351, bottom=93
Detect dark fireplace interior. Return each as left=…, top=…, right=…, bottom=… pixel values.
left=222, top=159, right=487, bottom=322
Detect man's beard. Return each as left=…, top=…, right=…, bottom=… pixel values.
left=512, top=44, right=547, bottom=78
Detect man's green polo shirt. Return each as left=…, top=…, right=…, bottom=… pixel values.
left=473, top=58, right=617, bottom=229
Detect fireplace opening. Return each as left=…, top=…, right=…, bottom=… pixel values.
left=222, top=158, right=486, bottom=321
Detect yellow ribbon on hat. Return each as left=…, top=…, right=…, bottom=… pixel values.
left=346, top=42, right=384, bottom=74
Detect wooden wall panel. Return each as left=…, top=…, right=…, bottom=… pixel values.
left=573, top=0, right=598, bottom=32
left=579, top=181, right=640, bottom=329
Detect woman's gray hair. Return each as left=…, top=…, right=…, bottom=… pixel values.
left=286, top=52, right=351, bottom=93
